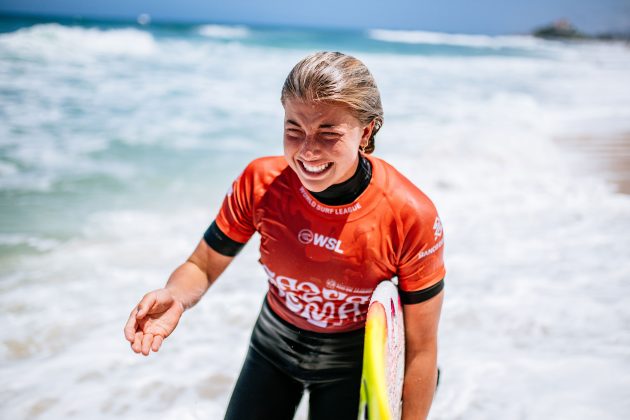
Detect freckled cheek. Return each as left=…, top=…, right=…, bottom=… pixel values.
left=283, top=134, right=295, bottom=146
left=329, top=141, right=356, bottom=159
left=283, top=138, right=302, bottom=170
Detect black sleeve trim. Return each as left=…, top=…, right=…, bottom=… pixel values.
left=203, top=221, right=246, bottom=257
left=400, top=279, right=444, bottom=305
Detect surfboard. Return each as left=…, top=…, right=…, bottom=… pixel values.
left=358, top=280, right=405, bottom=420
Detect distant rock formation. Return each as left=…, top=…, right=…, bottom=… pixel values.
left=532, top=19, right=586, bottom=39
left=532, top=19, right=630, bottom=42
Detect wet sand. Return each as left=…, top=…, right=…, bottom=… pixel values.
left=557, top=132, right=630, bottom=195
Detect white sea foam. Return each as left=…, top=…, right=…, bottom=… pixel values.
left=368, top=28, right=550, bottom=49
left=0, top=23, right=158, bottom=59
left=0, top=234, right=61, bottom=252
left=198, top=24, right=250, bottom=39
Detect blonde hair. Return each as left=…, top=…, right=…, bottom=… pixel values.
left=280, top=51, right=383, bottom=154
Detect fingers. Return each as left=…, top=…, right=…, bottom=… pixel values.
left=126, top=289, right=171, bottom=355
left=151, top=335, right=163, bottom=353
left=124, top=308, right=139, bottom=343
left=141, top=333, right=153, bottom=356
left=125, top=289, right=160, bottom=342
left=132, top=331, right=143, bottom=353
left=130, top=331, right=164, bottom=356
left=136, top=292, right=158, bottom=320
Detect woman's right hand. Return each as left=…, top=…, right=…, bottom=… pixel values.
left=124, top=288, right=185, bottom=356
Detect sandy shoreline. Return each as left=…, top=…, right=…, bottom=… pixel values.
left=557, top=132, right=630, bottom=195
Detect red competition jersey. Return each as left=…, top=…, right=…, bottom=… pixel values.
left=214, top=155, right=445, bottom=333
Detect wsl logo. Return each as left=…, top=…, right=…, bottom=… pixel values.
left=298, top=229, right=344, bottom=254
left=433, top=216, right=443, bottom=240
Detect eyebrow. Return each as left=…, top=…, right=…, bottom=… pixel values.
left=285, top=119, right=337, bottom=129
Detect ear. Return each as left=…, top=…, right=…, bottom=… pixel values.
left=360, top=120, right=376, bottom=148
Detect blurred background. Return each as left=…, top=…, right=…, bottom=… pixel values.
left=1, top=1, right=629, bottom=419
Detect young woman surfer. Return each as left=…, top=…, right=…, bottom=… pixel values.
left=124, top=51, right=445, bottom=420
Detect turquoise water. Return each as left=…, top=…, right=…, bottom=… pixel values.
left=1, top=15, right=630, bottom=420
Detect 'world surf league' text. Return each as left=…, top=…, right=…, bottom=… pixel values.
left=299, top=186, right=362, bottom=215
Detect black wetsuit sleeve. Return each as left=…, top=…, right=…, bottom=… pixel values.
left=203, top=221, right=246, bottom=257
left=400, top=278, right=444, bottom=304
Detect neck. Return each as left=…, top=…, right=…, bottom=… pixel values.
left=310, top=155, right=372, bottom=205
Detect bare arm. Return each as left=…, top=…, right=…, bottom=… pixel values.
left=165, top=238, right=235, bottom=310
left=401, top=290, right=444, bottom=420
left=124, top=239, right=235, bottom=355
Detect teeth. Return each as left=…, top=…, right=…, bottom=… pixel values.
left=302, top=162, right=331, bottom=173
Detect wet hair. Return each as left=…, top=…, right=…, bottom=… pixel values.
left=280, top=51, right=383, bottom=154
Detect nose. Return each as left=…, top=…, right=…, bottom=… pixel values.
left=299, top=134, right=320, bottom=160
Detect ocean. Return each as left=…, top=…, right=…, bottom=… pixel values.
left=1, top=16, right=629, bottom=419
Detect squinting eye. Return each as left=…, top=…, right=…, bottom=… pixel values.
left=285, top=129, right=304, bottom=139
left=320, top=132, right=341, bottom=138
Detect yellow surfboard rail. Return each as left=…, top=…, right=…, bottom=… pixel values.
left=358, top=281, right=404, bottom=420
left=359, top=303, right=391, bottom=419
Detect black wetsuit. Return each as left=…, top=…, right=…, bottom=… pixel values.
left=224, top=299, right=365, bottom=420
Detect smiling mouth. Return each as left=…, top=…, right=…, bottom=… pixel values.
left=298, top=160, right=333, bottom=176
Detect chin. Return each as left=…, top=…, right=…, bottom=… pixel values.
left=299, top=178, right=330, bottom=193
